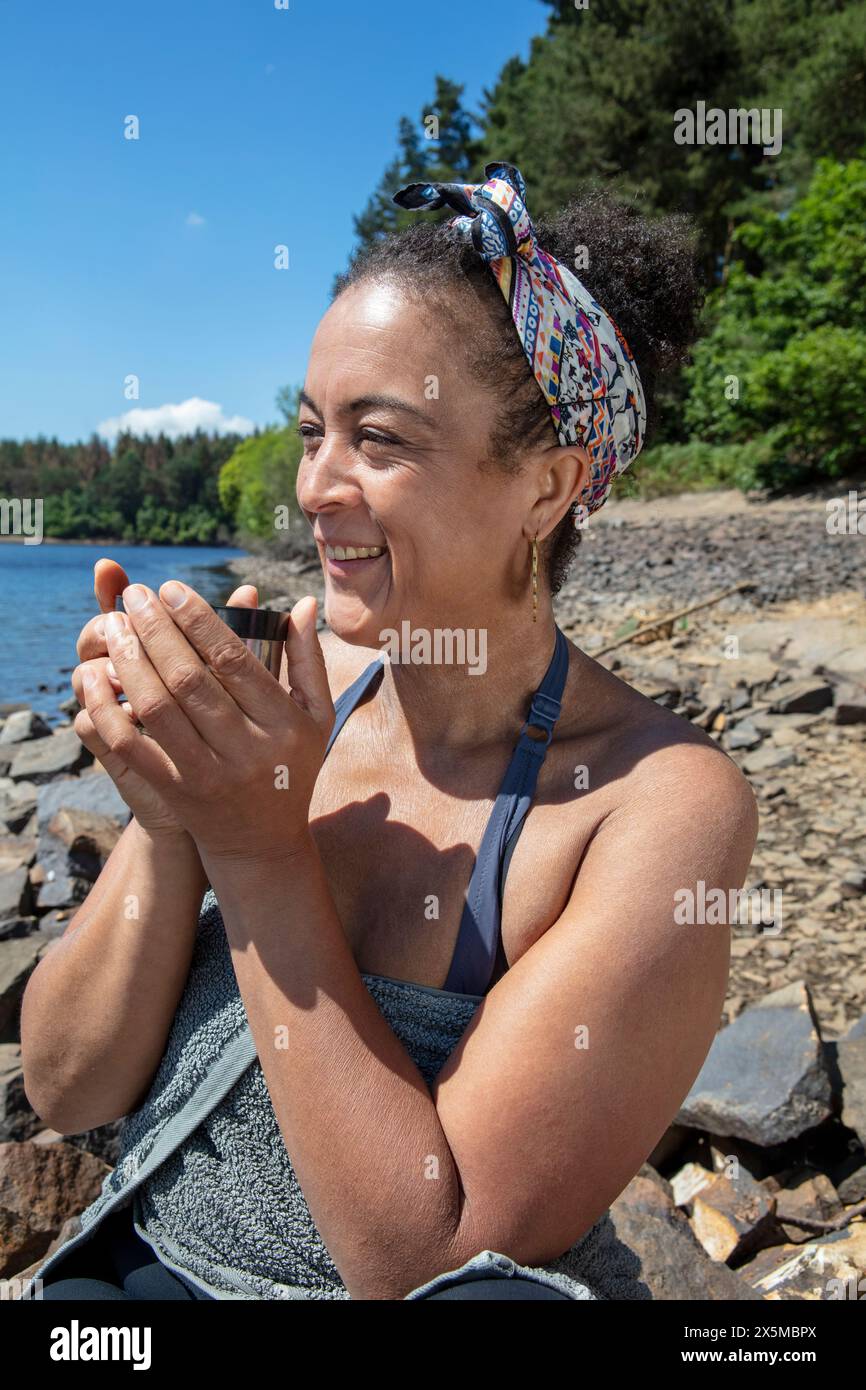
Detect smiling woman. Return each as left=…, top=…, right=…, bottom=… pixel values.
left=19, top=162, right=757, bottom=1303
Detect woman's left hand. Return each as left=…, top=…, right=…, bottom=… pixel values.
left=82, top=581, right=334, bottom=864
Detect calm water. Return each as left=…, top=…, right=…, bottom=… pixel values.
left=0, top=542, right=250, bottom=723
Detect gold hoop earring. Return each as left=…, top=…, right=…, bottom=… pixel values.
left=531, top=533, right=538, bottom=623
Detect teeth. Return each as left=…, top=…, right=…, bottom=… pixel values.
left=325, top=545, right=386, bottom=560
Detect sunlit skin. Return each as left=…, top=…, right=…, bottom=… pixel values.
left=22, top=274, right=759, bottom=1302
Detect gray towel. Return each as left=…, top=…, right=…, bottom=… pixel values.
left=28, top=890, right=648, bottom=1301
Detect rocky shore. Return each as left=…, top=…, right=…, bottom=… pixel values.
left=2, top=489, right=864, bottom=1299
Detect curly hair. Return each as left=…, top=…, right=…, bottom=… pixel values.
left=333, top=188, right=704, bottom=595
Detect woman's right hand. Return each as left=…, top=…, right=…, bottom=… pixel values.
left=71, top=557, right=259, bottom=836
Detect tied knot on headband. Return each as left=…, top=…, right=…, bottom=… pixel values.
left=392, top=161, right=647, bottom=522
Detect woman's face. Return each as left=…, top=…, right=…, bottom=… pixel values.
left=297, top=278, right=531, bottom=648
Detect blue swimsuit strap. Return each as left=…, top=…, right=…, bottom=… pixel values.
left=322, top=627, right=570, bottom=996
left=443, top=625, right=569, bottom=995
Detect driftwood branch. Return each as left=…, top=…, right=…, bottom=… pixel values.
left=779, top=1199, right=866, bottom=1235
left=595, top=580, right=755, bottom=657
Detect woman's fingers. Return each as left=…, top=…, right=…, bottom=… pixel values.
left=94, top=558, right=131, bottom=615
left=72, top=655, right=120, bottom=703
left=284, top=597, right=335, bottom=733
left=102, top=606, right=215, bottom=768
left=79, top=660, right=175, bottom=787
left=149, top=580, right=289, bottom=729
left=226, top=584, right=258, bottom=607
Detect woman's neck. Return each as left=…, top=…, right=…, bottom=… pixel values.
left=369, top=612, right=565, bottom=755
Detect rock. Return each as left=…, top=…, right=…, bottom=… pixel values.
left=0, top=1139, right=110, bottom=1277
left=740, top=1226, right=866, bottom=1299
left=833, top=1154, right=866, bottom=1205
left=0, top=1044, right=42, bottom=1143
left=0, top=932, right=51, bottom=1041
left=47, top=805, right=123, bottom=875
left=0, top=867, right=31, bottom=922
left=774, top=1169, right=844, bottom=1242
left=31, top=910, right=71, bottom=940
left=0, top=711, right=51, bottom=747
left=0, top=917, right=40, bottom=944
left=840, top=870, right=866, bottom=898
left=35, top=772, right=130, bottom=910
left=9, top=1214, right=82, bottom=1293
left=0, top=705, right=30, bottom=720
left=670, top=1161, right=714, bottom=1209
left=8, top=729, right=92, bottom=784
left=0, top=834, right=36, bottom=875
left=832, top=679, right=866, bottom=725
left=768, top=679, right=834, bottom=716
left=62, top=1120, right=126, bottom=1168
left=837, top=1035, right=866, bottom=1147
left=608, top=1172, right=762, bottom=1300
left=689, top=1167, right=777, bottom=1263
left=742, top=745, right=797, bottom=775
left=676, top=981, right=834, bottom=1145
left=727, top=721, right=763, bottom=750
left=0, top=780, right=38, bottom=834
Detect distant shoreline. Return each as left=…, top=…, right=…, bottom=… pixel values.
left=0, top=535, right=249, bottom=549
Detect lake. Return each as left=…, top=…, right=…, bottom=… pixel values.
left=0, top=541, right=250, bottom=723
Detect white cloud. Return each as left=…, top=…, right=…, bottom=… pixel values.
left=98, top=397, right=256, bottom=441
left=186, top=211, right=205, bottom=226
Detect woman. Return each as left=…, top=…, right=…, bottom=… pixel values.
left=21, top=163, right=758, bottom=1301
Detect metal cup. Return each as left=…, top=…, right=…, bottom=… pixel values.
left=210, top=605, right=289, bottom=679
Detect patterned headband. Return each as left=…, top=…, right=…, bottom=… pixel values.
left=392, top=161, right=646, bottom=522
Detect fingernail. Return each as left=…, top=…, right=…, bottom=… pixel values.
left=106, top=661, right=118, bottom=679
left=105, top=611, right=126, bottom=639
left=123, top=585, right=148, bottom=612
left=161, top=581, right=187, bottom=608
left=82, top=668, right=96, bottom=691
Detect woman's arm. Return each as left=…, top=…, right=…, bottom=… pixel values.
left=201, top=741, right=757, bottom=1301
left=20, top=818, right=209, bottom=1134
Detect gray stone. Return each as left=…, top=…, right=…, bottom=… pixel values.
left=834, top=1155, right=866, bottom=1205
left=0, top=711, right=51, bottom=746
left=837, top=1035, right=866, bottom=1148
left=833, top=682, right=866, bottom=725
left=34, top=772, right=130, bottom=910
left=0, top=834, right=36, bottom=874
left=727, top=721, right=763, bottom=750
left=743, top=744, right=797, bottom=775
left=0, top=1043, right=42, bottom=1143
left=0, top=917, right=40, bottom=943
left=0, top=932, right=51, bottom=1042
left=8, top=729, right=92, bottom=784
left=0, top=867, right=31, bottom=922
left=768, top=679, right=834, bottom=715
left=0, top=780, right=38, bottom=834
left=676, top=981, right=834, bottom=1145
left=840, top=870, right=866, bottom=897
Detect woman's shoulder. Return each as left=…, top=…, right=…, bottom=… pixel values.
left=555, top=640, right=758, bottom=831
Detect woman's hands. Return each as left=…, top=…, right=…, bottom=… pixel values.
left=72, top=559, right=262, bottom=838
left=77, top=575, right=335, bottom=864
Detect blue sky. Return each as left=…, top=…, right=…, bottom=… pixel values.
left=0, top=0, right=547, bottom=444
